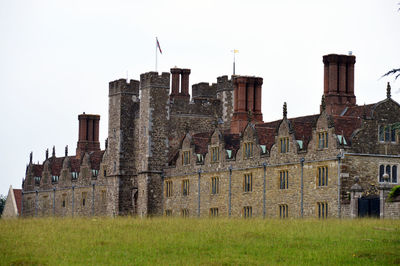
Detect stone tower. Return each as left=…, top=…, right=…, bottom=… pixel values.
left=216, top=75, right=234, bottom=130
left=107, top=79, right=140, bottom=215
left=137, top=72, right=170, bottom=216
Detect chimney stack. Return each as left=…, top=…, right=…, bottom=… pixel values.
left=230, top=76, right=263, bottom=134
left=322, top=54, right=356, bottom=115
left=76, top=113, right=100, bottom=158
left=169, top=68, right=191, bottom=101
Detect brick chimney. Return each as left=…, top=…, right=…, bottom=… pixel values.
left=170, top=68, right=190, bottom=101
left=230, top=76, right=263, bottom=134
left=76, top=113, right=100, bottom=158
left=321, top=54, right=356, bottom=115
left=170, top=68, right=181, bottom=97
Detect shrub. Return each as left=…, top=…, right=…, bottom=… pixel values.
left=388, top=185, right=400, bottom=202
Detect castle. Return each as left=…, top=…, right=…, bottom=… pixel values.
left=21, top=53, right=400, bottom=218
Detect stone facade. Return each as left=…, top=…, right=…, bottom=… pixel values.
left=21, top=54, right=400, bottom=218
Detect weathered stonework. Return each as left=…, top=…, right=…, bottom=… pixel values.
left=21, top=54, right=400, bottom=219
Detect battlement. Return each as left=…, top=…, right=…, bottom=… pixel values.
left=192, top=82, right=217, bottom=100
left=109, top=79, right=139, bottom=96
left=216, top=75, right=234, bottom=92
left=140, top=72, right=170, bottom=90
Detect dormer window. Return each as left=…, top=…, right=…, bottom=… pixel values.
left=260, top=145, right=267, bottom=154
left=378, top=125, right=396, bottom=143
left=92, top=169, right=99, bottom=178
left=51, top=175, right=59, bottom=183
left=226, top=150, right=233, bottom=159
left=318, top=132, right=328, bottom=149
left=71, top=171, right=79, bottom=180
left=243, top=142, right=254, bottom=159
left=196, top=154, right=204, bottom=163
left=337, top=135, right=347, bottom=145
left=34, top=176, right=41, bottom=185
left=182, top=151, right=190, bottom=165
left=211, top=147, right=219, bottom=162
left=280, top=137, right=289, bottom=153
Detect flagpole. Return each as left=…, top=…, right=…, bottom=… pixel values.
left=233, top=51, right=236, bottom=75
left=155, top=37, right=158, bottom=72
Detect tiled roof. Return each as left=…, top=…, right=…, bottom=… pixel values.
left=332, top=115, right=362, bottom=142
left=50, top=157, right=64, bottom=176
left=32, top=164, right=43, bottom=177
left=223, top=134, right=241, bottom=153
left=70, top=157, right=81, bottom=172
left=89, top=150, right=105, bottom=170
left=341, top=104, right=374, bottom=118
left=13, top=189, right=22, bottom=215
left=254, top=126, right=275, bottom=150
left=192, top=132, right=212, bottom=155
left=289, top=115, right=319, bottom=149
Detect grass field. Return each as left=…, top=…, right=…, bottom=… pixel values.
left=0, top=217, right=399, bottom=265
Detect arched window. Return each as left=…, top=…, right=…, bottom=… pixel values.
left=386, top=165, right=391, bottom=177
left=392, top=165, right=398, bottom=183
left=379, top=165, right=385, bottom=182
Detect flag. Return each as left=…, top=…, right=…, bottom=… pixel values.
left=233, top=49, right=239, bottom=53
left=156, top=37, right=162, bottom=54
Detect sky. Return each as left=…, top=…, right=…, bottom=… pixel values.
left=0, top=0, right=399, bottom=196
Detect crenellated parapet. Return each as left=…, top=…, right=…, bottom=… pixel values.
left=140, top=72, right=170, bottom=90
left=109, top=79, right=140, bottom=96
left=192, top=82, right=217, bottom=100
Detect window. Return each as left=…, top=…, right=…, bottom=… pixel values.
left=243, top=206, right=252, bottom=218
left=279, top=170, right=289, bottom=189
left=210, top=208, right=219, bottom=217
left=181, top=209, right=189, bottom=217
left=318, top=132, right=328, bottom=149
left=92, top=169, right=99, bottom=178
left=82, top=192, right=87, bottom=207
left=280, top=137, right=289, bottom=153
left=279, top=204, right=288, bottom=218
left=379, top=125, right=396, bottom=142
left=379, top=164, right=398, bottom=183
left=71, top=172, right=79, bottom=180
left=51, top=175, right=59, bottom=183
left=243, top=173, right=252, bottom=192
left=211, top=177, right=219, bottom=195
left=211, top=147, right=219, bottom=162
left=196, top=154, right=204, bottom=163
left=317, top=202, right=328, bottom=218
left=165, top=210, right=172, bottom=216
left=34, top=176, right=41, bottom=185
left=104, top=169, right=107, bottom=177
left=165, top=180, right=173, bottom=197
left=182, top=151, right=190, bottom=165
left=243, top=142, right=254, bottom=159
left=182, top=179, right=189, bottom=196
left=317, top=166, right=328, bottom=187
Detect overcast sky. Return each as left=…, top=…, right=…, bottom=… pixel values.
left=0, top=0, right=399, bottom=196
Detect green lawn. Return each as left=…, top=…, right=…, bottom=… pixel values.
left=0, top=217, right=399, bottom=265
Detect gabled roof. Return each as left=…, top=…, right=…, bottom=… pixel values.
left=32, top=164, right=43, bottom=177
left=89, top=150, right=105, bottom=170
left=50, top=157, right=64, bottom=176
left=192, top=132, right=212, bottom=155
left=332, top=115, right=362, bottom=142
left=13, top=189, right=22, bottom=215
left=341, top=104, right=374, bottom=118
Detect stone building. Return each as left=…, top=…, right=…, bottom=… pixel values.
left=21, top=53, right=400, bottom=218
